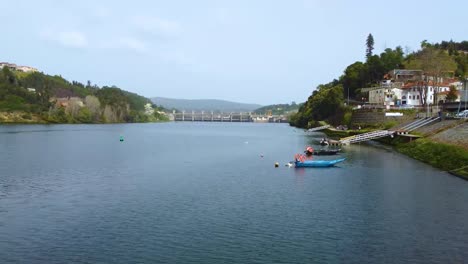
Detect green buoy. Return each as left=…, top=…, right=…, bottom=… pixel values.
left=120, top=135, right=124, bottom=142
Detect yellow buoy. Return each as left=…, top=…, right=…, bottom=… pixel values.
left=274, top=162, right=279, bottom=168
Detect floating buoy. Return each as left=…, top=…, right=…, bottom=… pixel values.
left=260, top=154, right=264, bottom=158
left=119, top=135, right=124, bottom=142
left=274, top=162, right=279, bottom=168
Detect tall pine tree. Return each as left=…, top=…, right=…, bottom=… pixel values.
left=366, top=33, right=374, bottom=59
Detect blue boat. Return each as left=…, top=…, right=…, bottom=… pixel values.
left=295, top=158, right=346, bottom=168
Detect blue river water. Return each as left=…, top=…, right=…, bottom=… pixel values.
left=0, top=122, right=467, bottom=263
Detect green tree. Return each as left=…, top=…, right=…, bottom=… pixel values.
left=77, top=107, right=92, bottom=123
left=380, top=47, right=404, bottom=72
left=289, top=82, right=344, bottom=128
left=445, top=85, right=458, bottom=102
left=342, top=62, right=368, bottom=99
left=366, top=33, right=374, bottom=59
left=2, top=67, right=17, bottom=85
left=453, top=52, right=468, bottom=78
left=84, top=95, right=101, bottom=122
left=366, top=55, right=385, bottom=84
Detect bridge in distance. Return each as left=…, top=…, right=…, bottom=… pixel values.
left=171, top=111, right=288, bottom=123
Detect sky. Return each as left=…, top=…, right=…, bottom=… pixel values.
left=1, top=0, right=467, bottom=105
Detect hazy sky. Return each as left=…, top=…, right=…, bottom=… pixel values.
left=1, top=0, right=467, bottom=105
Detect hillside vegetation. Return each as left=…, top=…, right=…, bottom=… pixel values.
left=289, top=39, right=468, bottom=128
left=253, top=102, right=302, bottom=115
left=0, top=67, right=167, bottom=123
left=151, top=97, right=262, bottom=112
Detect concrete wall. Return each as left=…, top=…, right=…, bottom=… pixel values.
left=351, top=110, right=415, bottom=126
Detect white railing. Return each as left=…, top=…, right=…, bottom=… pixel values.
left=406, top=117, right=440, bottom=131
left=399, top=118, right=428, bottom=131
left=307, top=125, right=331, bottom=132
left=340, top=130, right=394, bottom=145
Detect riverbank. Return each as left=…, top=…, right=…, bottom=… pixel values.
left=0, top=111, right=169, bottom=124
left=396, top=138, right=468, bottom=180
left=0, top=111, right=46, bottom=124
left=322, top=120, right=468, bottom=180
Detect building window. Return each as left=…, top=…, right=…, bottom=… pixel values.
left=417, top=95, right=420, bottom=99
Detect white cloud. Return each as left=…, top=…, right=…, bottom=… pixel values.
left=131, top=15, right=181, bottom=36
left=39, top=29, right=88, bottom=48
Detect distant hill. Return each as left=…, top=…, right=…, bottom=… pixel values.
left=253, top=103, right=303, bottom=115
left=151, top=97, right=262, bottom=112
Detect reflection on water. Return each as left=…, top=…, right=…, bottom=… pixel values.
left=0, top=123, right=467, bottom=263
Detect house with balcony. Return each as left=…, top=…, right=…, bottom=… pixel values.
left=400, top=80, right=454, bottom=106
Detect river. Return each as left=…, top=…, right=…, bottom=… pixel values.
left=0, top=122, right=467, bottom=263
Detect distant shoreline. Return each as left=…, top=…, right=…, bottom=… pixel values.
left=0, top=111, right=168, bottom=125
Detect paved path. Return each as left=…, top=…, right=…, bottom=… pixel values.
left=414, top=119, right=460, bottom=135
left=429, top=120, right=468, bottom=150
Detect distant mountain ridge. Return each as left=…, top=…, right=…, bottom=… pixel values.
left=151, top=97, right=262, bottom=112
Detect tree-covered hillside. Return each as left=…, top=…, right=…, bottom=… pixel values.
left=151, top=97, right=262, bottom=112
left=290, top=38, right=468, bottom=128
left=0, top=67, right=167, bottom=123
left=253, top=102, right=302, bottom=115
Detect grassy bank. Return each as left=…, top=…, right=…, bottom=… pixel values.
left=320, top=123, right=468, bottom=180
left=396, top=139, right=468, bottom=180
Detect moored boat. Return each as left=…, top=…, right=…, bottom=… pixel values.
left=312, top=149, right=341, bottom=155
left=295, top=158, right=346, bottom=168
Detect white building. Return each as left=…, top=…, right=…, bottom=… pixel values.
left=0, top=62, right=38, bottom=72
left=16, top=66, right=38, bottom=72
left=400, top=80, right=453, bottom=106
left=368, top=81, right=403, bottom=106
left=0, top=62, right=17, bottom=69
